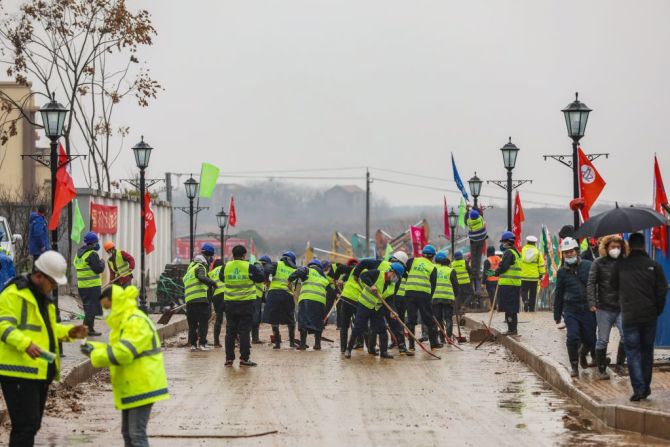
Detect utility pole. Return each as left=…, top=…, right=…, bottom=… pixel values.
left=365, top=168, right=371, bottom=257
left=165, top=172, right=175, bottom=261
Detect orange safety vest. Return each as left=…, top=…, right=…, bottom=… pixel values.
left=486, top=256, right=501, bottom=282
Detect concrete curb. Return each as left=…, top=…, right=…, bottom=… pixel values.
left=464, top=316, right=670, bottom=441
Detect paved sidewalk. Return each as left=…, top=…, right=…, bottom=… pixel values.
left=465, top=310, right=670, bottom=440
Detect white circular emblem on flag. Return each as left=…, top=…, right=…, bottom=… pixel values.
left=581, top=165, right=595, bottom=184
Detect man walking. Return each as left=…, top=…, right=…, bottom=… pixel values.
left=182, top=244, right=217, bottom=351
left=27, top=205, right=49, bottom=262
left=520, top=236, right=546, bottom=312
left=611, top=233, right=667, bottom=401
left=104, top=241, right=135, bottom=288
left=74, top=232, right=106, bottom=336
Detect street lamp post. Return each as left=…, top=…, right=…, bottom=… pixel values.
left=487, top=137, right=532, bottom=231
left=468, top=173, right=483, bottom=210
left=448, top=207, right=458, bottom=259
left=184, top=177, right=199, bottom=260
left=216, top=208, right=229, bottom=260
left=132, top=136, right=153, bottom=313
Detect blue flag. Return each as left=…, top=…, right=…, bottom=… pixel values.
left=451, top=153, right=469, bottom=201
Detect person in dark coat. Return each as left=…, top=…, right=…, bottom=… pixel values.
left=262, top=251, right=298, bottom=349
left=27, top=205, right=49, bottom=260
left=554, top=237, right=595, bottom=378
left=611, top=232, right=668, bottom=401
left=587, top=234, right=627, bottom=379
left=492, top=231, right=522, bottom=335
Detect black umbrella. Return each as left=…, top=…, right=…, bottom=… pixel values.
left=575, top=204, right=668, bottom=238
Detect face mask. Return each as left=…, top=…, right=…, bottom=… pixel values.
left=102, top=308, right=112, bottom=319
left=608, top=248, right=621, bottom=259
left=565, top=257, right=578, bottom=265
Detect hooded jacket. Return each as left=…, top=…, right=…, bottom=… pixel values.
left=554, top=257, right=592, bottom=322
left=586, top=235, right=628, bottom=312
left=27, top=212, right=49, bottom=256
left=90, top=286, right=169, bottom=410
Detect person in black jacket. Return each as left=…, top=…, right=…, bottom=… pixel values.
left=587, top=235, right=627, bottom=379
left=611, top=232, right=668, bottom=401
left=553, top=237, right=595, bottom=378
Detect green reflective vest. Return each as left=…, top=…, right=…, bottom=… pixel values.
left=298, top=268, right=329, bottom=305
left=434, top=265, right=455, bottom=301
left=223, top=260, right=255, bottom=301
left=256, top=281, right=265, bottom=299
left=520, top=244, right=546, bottom=281
left=396, top=276, right=407, bottom=298
left=359, top=271, right=395, bottom=311
left=74, top=249, right=102, bottom=289
left=499, top=249, right=522, bottom=287
left=269, top=260, right=295, bottom=291
left=451, top=259, right=471, bottom=285
left=182, top=262, right=209, bottom=304
left=405, top=257, right=435, bottom=295
left=208, top=266, right=225, bottom=297
left=107, top=250, right=131, bottom=278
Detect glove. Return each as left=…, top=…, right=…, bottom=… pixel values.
left=80, top=343, right=94, bottom=357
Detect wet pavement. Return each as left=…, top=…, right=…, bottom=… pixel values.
left=4, top=325, right=667, bottom=446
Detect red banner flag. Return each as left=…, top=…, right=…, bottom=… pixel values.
left=513, top=191, right=525, bottom=250
left=410, top=225, right=427, bottom=257
left=652, top=155, right=668, bottom=255
left=48, top=144, right=77, bottom=230
left=443, top=196, right=451, bottom=240
left=228, top=196, right=237, bottom=227
left=578, top=147, right=606, bottom=220
left=90, top=203, right=118, bottom=234
left=144, top=192, right=156, bottom=254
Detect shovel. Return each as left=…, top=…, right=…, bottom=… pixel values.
left=157, top=302, right=187, bottom=325
left=470, top=284, right=499, bottom=348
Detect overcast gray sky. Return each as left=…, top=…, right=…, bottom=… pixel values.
left=106, top=0, right=670, bottom=208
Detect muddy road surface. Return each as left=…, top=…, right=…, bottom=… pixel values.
left=3, top=326, right=667, bottom=446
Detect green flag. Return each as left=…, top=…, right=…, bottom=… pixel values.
left=199, top=162, right=220, bottom=198
left=458, top=197, right=466, bottom=229
left=249, top=254, right=257, bottom=264
left=70, top=199, right=85, bottom=243
left=384, top=243, right=393, bottom=260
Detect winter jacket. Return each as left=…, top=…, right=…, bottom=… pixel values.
left=553, top=258, right=592, bottom=322
left=76, top=245, right=106, bottom=275
left=27, top=212, right=49, bottom=256
left=0, top=253, right=16, bottom=291
left=586, top=255, right=620, bottom=312
left=611, top=250, right=668, bottom=326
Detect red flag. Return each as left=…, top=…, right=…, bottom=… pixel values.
left=410, top=225, right=427, bottom=257
left=652, top=155, right=668, bottom=254
left=513, top=191, right=525, bottom=250
left=48, top=144, right=77, bottom=230
left=443, top=196, right=451, bottom=240
left=578, top=147, right=606, bottom=220
left=143, top=192, right=156, bottom=254
left=228, top=196, right=237, bottom=227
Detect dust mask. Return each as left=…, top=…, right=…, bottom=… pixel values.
left=565, top=257, right=578, bottom=265
left=608, top=248, right=621, bottom=259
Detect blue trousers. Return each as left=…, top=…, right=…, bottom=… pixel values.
left=351, top=303, right=386, bottom=338
left=623, top=322, right=657, bottom=396
left=595, top=309, right=623, bottom=351
left=563, top=310, right=596, bottom=352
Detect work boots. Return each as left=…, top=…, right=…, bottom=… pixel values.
left=568, top=345, right=580, bottom=378
left=367, top=333, right=378, bottom=356
left=251, top=326, right=262, bottom=344
left=288, top=325, right=296, bottom=348
left=616, top=342, right=626, bottom=366
left=398, top=344, right=415, bottom=356
left=579, top=345, right=595, bottom=368
left=313, top=332, right=322, bottom=351
left=379, top=333, right=393, bottom=358
left=297, top=330, right=308, bottom=350
left=344, top=337, right=356, bottom=359
left=272, top=326, right=281, bottom=349
left=595, top=349, right=610, bottom=380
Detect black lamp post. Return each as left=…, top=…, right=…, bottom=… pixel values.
left=132, top=136, right=153, bottom=313
left=468, top=173, right=483, bottom=210
left=448, top=207, right=458, bottom=259
left=488, top=137, right=532, bottom=231
left=184, top=177, right=199, bottom=260
left=216, top=208, right=229, bottom=260
left=562, top=93, right=592, bottom=229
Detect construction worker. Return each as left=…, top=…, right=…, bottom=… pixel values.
left=334, top=258, right=359, bottom=346
left=0, top=246, right=17, bottom=292
left=405, top=245, right=440, bottom=350
left=253, top=255, right=272, bottom=344
left=345, top=262, right=405, bottom=359
left=451, top=251, right=473, bottom=313
left=83, top=285, right=169, bottom=446
left=289, top=259, right=331, bottom=350
left=520, top=235, right=546, bottom=312
left=74, top=232, right=106, bottom=336
left=182, top=243, right=217, bottom=352
left=433, top=252, right=459, bottom=340
left=321, top=260, right=337, bottom=323
left=221, top=245, right=265, bottom=367
left=208, top=258, right=226, bottom=347
left=492, top=231, right=522, bottom=335
left=482, top=246, right=501, bottom=306
left=465, top=207, right=488, bottom=289
left=103, top=241, right=135, bottom=288
left=263, top=251, right=298, bottom=349
left=0, top=251, right=88, bottom=446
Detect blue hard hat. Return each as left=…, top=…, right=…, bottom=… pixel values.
left=282, top=251, right=297, bottom=263
left=390, top=262, right=405, bottom=278
left=500, top=231, right=516, bottom=242
left=435, top=252, right=448, bottom=262
left=308, top=258, right=321, bottom=268
left=470, top=209, right=480, bottom=220
left=320, top=260, right=331, bottom=270
left=259, top=255, right=272, bottom=264
left=84, top=232, right=98, bottom=245
left=422, top=244, right=436, bottom=256
left=201, top=243, right=215, bottom=255
left=454, top=251, right=464, bottom=260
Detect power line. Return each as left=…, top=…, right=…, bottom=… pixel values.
left=220, top=174, right=365, bottom=181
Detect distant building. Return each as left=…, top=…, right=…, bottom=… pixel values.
left=0, top=82, right=49, bottom=195
left=324, top=185, right=365, bottom=209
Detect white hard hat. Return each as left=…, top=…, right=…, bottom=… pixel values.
left=34, top=250, right=68, bottom=285
left=392, top=251, right=409, bottom=266
left=560, top=237, right=579, bottom=252
left=495, top=250, right=503, bottom=256
left=526, top=236, right=538, bottom=243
